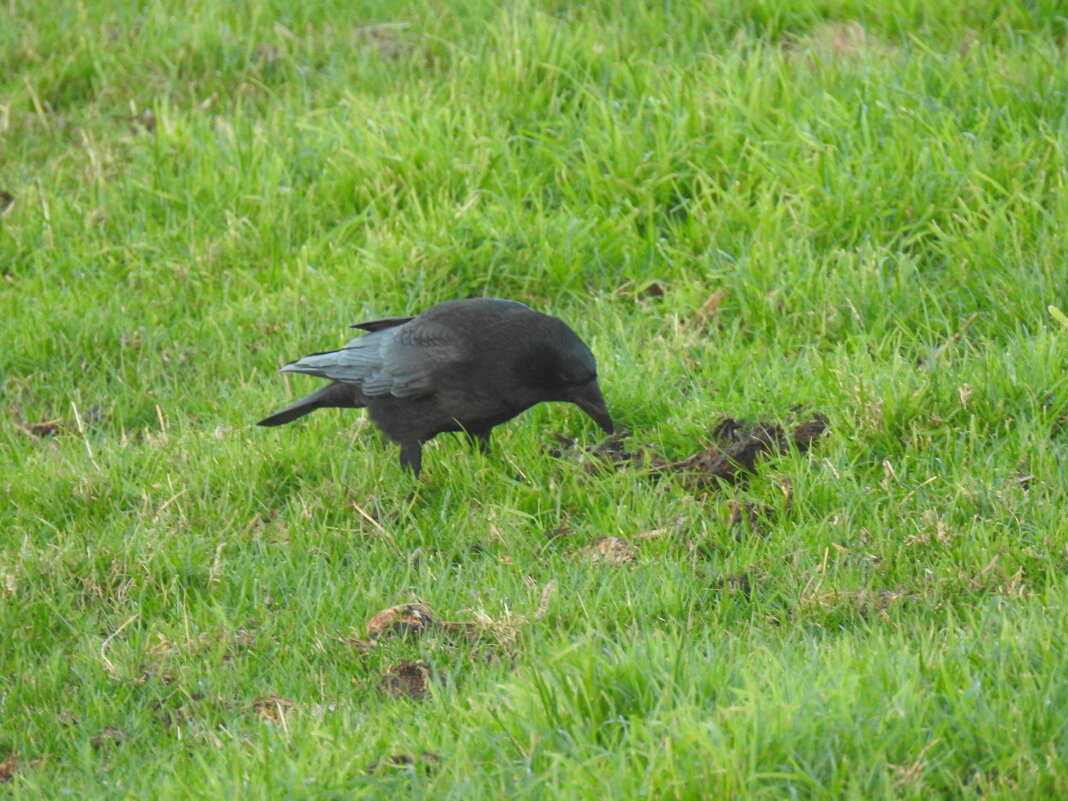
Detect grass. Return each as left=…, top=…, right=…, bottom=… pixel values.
left=2, top=0, right=1067, bottom=797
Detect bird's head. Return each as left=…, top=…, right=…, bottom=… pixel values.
left=514, top=322, right=614, bottom=435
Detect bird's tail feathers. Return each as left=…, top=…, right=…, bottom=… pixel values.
left=279, top=352, right=336, bottom=379
left=257, top=382, right=365, bottom=427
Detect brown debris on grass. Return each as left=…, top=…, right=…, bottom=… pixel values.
left=16, top=418, right=65, bottom=438
left=379, top=660, right=437, bottom=699
left=582, top=536, right=637, bottom=564
left=362, top=609, right=524, bottom=687
left=639, top=280, right=665, bottom=298
left=669, top=415, right=828, bottom=487
left=0, top=752, right=17, bottom=783
left=552, top=413, right=828, bottom=488
left=799, top=588, right=908, bottom=621
left=0, top=752, right=47, bottom=784
left=10, top=399, right=104, bottom=440
left=366, top=603, right=435, bottom=640
left=694, top=288, right=728, bottom=332
left=250, top=695, right=296, bottom=722
left=357, top=603, right=512, bottom=655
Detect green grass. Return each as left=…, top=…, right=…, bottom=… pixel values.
left=2, top=0, right=1067, bottom=798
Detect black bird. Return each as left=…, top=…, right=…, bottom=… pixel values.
left=258, top=298, right=613, bottom=475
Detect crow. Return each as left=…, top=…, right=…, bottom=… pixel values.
left=258, top=298, right=613, bottom=476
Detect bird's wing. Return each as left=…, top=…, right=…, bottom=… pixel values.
left=350, top=315, right=414, bottom=332
left=281, top=318, right=466, bottom=399
left=367, top=317, right=465, bottom=397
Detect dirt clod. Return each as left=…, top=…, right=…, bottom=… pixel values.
left=366, top=603, right=435, bottom=640
left=17, top=418, right=64, bottom=438
left=672, top=415, right=828, bottom=486
left=640, top=281, right=666, bottom=298
left=0, top=752, right=17, bottom=783
left=379, top=660, right=436, bottom=699
left=550, top=414, right=828, bottom=487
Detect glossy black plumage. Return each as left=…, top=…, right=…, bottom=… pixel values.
left=258, top=298, right=613, bottom=475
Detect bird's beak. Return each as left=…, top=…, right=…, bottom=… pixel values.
left=570, top=380, right=614, bottom=434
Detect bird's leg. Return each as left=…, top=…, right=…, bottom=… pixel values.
left=399, top=441, right=423, bottom=477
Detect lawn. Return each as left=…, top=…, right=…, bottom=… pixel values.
left=2, top=1, right=1067, bottom=798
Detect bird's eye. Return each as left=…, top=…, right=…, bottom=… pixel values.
left=559, top=370, right=594, bottom=387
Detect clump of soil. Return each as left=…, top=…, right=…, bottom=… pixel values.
left=551, top=413, right=829, bottom=486
left=379, top=660, right=438, bottom=699
left=665, top=415, right=828, bottom=487
left=366, top=603, right=436, bottom=640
